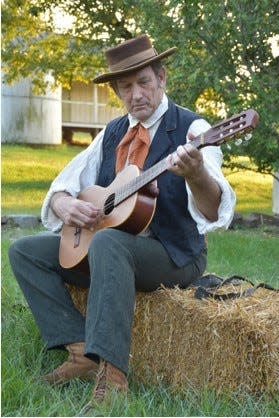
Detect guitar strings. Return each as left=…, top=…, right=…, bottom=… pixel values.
left=95, top=120, right=251, bottom=215
left=100, top=141, right=201, bottom=213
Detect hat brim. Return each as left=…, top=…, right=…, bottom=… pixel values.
left=93, top=47, right=177, bottom=84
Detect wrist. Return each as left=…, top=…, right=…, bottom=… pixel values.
left=51, top=192, right=73, bottom=213
left=184, top=165, right=207, bottom=185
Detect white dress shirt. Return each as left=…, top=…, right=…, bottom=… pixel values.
left=41, top=94, right=236, bottom=233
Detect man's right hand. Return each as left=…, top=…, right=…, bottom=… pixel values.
left=51, top=192, right=102, bottom=229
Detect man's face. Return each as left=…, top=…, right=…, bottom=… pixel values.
left=115, top=66, right=166, bottom=122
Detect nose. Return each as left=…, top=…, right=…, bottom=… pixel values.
left=131, top=83, right=143, bottom=101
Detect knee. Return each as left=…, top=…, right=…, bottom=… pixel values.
left=8, top=237, right=35, bottom=281
left=8, top=235, right=41, bottom=266
left=88, top=229, right=132, bottom=258
left=89, top=229, right=117, bottom=253
left=9, top=236, right=26, bottom=265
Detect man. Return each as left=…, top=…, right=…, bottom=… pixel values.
left=9, top=34, right=235, bottom=405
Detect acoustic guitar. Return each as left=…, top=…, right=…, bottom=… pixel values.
left=59, top=109, right=259, bottom=270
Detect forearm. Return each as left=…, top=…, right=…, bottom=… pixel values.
left=186, top=167, right=221, bottom=221
left=168, top=143, right=222, bottom=221
left=50, top=191, right=74, bottom=220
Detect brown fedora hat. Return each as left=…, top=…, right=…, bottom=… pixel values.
left=93, top=34, right=177, bottom=84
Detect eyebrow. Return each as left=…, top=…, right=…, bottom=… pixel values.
left=118, top=76, right=151, bottom=86
left=117, top=80, right=131, bottom=86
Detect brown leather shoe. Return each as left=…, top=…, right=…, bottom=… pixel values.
left=92, top=359, right=128, bottom=403
left=43, top=342, right=98, bottom=385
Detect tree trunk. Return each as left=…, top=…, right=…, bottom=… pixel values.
left=272, top=172, right=279, bottom=215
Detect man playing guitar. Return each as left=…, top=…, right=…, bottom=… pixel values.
left=9, top=34, right=238, bottom=409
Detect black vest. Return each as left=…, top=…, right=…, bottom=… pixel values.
left=97, top=99, right=206, bottom=267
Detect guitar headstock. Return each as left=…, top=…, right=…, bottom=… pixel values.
left=200, top=109, right=259, bottom=148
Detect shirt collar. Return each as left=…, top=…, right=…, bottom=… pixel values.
left=128, top=93, right=169, bottom=129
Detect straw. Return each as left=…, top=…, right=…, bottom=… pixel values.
left=67, top=281, right=279, bottom=393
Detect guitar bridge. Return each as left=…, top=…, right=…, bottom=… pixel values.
left=74, top=227, right=81, bottom=248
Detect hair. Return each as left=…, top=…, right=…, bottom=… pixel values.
left=150, top=61, right=164, bottom=76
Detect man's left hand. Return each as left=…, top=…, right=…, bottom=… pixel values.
left=167, top=144, right=205, bottom=181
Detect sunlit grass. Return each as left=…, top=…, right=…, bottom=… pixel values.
left=2, top=144, right=85, bottom=215
left=1, top=144, right=274, bottom=215
left=223, top=156, right=273, bottom=214
left=71, top=131, right=92, bottom=146
left=226, top=170, right=272, bottom=214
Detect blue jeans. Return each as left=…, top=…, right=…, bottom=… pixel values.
left=9, top=229, right=206, bottom=374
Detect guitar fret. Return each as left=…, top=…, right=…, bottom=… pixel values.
left=115, top=158, right=168, bottom=205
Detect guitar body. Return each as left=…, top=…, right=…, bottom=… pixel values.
left=59, top=165, right=157, bottom=269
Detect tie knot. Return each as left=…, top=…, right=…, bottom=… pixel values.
left=137, top=124, right=149, bottom=143
left=115, top=123, right=151, bottom=172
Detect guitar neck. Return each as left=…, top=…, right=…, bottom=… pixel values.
left=114, top=135, right=204, bottom=205
left=112, top=108, right=259, bottom=207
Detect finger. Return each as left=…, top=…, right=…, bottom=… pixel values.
left=184, top=143, right=202, bottom=160
left=173, top=146, right=192, bottom=168
left=66, top=206, right=100, bottom=227
left=72, top=212, right=103, bottom=229
left=176, top=145, right=189, bottom=159
left=167, top=154, right=177, bottom=167
left=147, top=183, right=160, bottom=197
left=63, top=212, right=85, bottom=227
left=187, top=132, right=196, bottom=141
left=76, top=201, right=101, bottom=217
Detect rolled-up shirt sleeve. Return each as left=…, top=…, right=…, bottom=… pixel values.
left=41, top=129, right=105, bottom=231
left=186, top=119, right=236, bottom=234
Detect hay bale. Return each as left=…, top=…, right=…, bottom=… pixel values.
left=66, top=283, right=279, bottom=393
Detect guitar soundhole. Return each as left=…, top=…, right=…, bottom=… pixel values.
left=104, top=193, right=115, bottom=215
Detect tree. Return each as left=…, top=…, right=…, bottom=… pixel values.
left=137, top=0, right=279, bottom=177
left=140, top=0, right=279, bottom=212
left=1, top=0, right=105, bottom=91
left=2, top=0, right=279, bottom=181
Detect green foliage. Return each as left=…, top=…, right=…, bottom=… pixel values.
left=141, top=0, right=279, bottom=174
left=1, top=0, right=104, bottom=91
left=2, top=0, right=279, bottom=173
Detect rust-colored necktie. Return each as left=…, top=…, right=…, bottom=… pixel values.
left=115, top=123, right=150, bottom=173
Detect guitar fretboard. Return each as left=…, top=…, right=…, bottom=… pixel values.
left=114, top=136, right=203, bottom=205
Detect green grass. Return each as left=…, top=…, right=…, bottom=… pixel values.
left=1, top=144, right=278, bottom=416
left=1, top=144, right=85, bottom=215
left=1, top=144, right=274, bottom=215
left=2, top=226, right=279, bottom=417
left=223, top=157, right=273, bottom=214
left=207, top=229, right=278, bottom=286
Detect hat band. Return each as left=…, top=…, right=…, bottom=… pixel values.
left=109, top=48, right=157, bottom=72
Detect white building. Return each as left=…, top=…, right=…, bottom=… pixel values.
left=1, top=77, right=123, bottom=144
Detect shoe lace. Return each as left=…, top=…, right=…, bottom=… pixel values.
left=93, top=360, right=108, bottom=402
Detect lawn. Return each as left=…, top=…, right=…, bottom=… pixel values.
left=2, top=144, right=84, bottom=215
left=1, top=144, right=274, bottom=215
left=223, top=156, right=273, bottom=214
left=1, top=144, right=278, bottom=417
